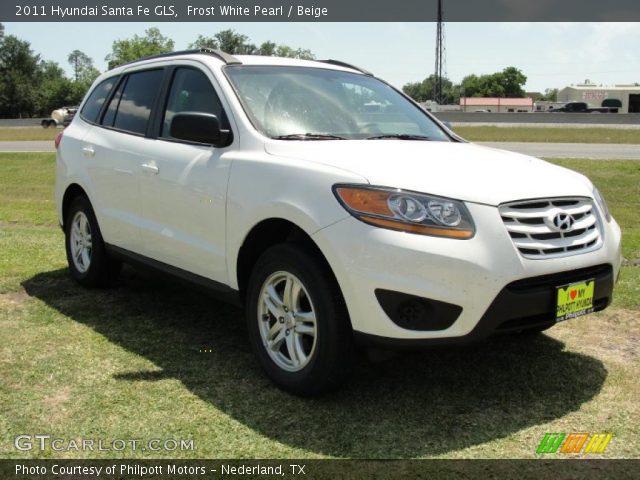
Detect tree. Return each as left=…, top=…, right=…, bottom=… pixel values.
left=189, top=34, right=219, bottom=50
left=0, top=32, right=94, bottom=117
left=403, top=74, right=456, bottom=104
left=68, top=50, right=95, bottom=82
left=275, top=45, right=314, bottom=60
left=35, top=61, right=75, bottom=114
left=460, top=74, right=503, bottom=98
left=403, top=66, right=527, bottom=105
left=295, top=48, right=314, bottom=60
left=457, top=67, right=527, bottom=98
left=497, top=67, right=527, bottom=97
left=0, top=35, right=41, bottom=117
left=215, top=29, right=256, bottom=54
left=540, top=88, right=559, bottom=102
left=258, top=41, right=277, bottom=56
left=189, top=29, right=315, bottom=59
left=105, top=27, right=174, bottom=69
left=0, top=23, right=4, bottom=40
left=190, top=30, right=256, bottom=54
left=67, top=49, right=100, bottom=99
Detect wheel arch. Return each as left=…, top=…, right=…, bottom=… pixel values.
left=61, top=183, right=89, bottom=228
left=235, top=218, right=341, bottom=305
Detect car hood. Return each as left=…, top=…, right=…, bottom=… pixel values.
left=264, top=140, right=594, bottom=205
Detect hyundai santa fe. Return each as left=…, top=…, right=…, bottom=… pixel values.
left=55, top=49, right=622, bottom=395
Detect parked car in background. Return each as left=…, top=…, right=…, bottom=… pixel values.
left=55, top=50, right=622, bottom=395
left=550, top=102, right=610, bottom=113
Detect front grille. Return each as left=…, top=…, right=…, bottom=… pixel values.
left=499, top=197, right=602, bottom=259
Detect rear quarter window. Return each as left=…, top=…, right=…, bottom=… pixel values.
left=80, top=77, right=117, bottom=123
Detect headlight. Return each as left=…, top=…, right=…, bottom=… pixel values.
left=593, top=187, right=611, bottom=222
left=333, top=185, right=475, bottom=239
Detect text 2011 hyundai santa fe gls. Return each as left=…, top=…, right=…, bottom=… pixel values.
left=55, top=50, right=622, bottom=395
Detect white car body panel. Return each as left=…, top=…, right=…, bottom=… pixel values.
left=136, top=138, right=232, bottom=282
left=79, top=123, right=148, bottom=252
left=312, top=205, right=622, bottom=339
left=264, top=140, right=594, bottom=205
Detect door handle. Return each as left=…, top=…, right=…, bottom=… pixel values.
left=141, top=163, right=159, bottom=174
left=82, top=146, right=95, bottom=157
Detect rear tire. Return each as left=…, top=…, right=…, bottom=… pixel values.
left=245, top=243, right=353, bottom=396
left=64, top=196, right=121, bottom=287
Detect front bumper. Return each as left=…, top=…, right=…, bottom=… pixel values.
left=355, top=263, right=614, bottom=348
left=311, top=201, right=622, bottom=344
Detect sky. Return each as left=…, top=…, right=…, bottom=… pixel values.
left=4, top=22, right=640, bottom=93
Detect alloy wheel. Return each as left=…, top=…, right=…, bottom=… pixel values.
left=257, top=271, right=318, bottom=372
left=69, top=211, right=93, bottom=273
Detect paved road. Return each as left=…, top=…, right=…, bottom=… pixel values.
left=435, top=112, right=640, bottom=125
left=453, top=122, right=640, bottom=129
left=0, top=141, right=54, bottom=152
left=479, top=142, right=639, bottom=160
left=0, top=118, right=48, bottom=127
left=0, top=140, right=638, bottom=159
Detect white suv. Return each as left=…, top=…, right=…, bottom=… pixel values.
left=55, top=50, right=622, bottom=395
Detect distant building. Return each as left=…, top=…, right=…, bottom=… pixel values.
left=557, top=83, right=640, bottom=113
left=459, top=97, right=534, bottom=113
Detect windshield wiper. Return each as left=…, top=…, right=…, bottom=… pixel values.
left=366, top=134, right=432, bottom=141
left=273, top=133, right=347, bottom=140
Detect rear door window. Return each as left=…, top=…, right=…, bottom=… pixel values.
left=80, top=77, right=117, bottom=123
left=102, top=69, right=164, bottom=135
left=101, top=78, right=126, bottom=127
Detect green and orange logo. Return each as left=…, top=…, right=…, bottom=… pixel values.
left=536, top=432, right=613, bottom=454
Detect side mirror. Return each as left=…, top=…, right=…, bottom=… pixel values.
left=170, top=112, right=230, bottom=146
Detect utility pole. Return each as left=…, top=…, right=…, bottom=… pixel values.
left=434, top=0, right=445, bottom=104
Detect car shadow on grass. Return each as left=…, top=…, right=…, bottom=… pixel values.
left=22, top=267, right=608, bottom=458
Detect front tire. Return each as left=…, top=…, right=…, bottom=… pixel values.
left=64, top=196, right=121, bottom=287
left=246, top=244, right=353, bottom=396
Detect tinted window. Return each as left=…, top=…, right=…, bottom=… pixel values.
left=80, top=77, right=116, bottom=123
left=109, top=69, right=163, bottom=135
left=101, top=78, right=126, bottom=127
left=161, top=68, right=226, bottom=139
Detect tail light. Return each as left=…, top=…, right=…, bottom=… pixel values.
left=54, top=131, right=64, bottom=149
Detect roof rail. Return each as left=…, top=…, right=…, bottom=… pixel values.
left=198, top=48, right=243, bottom=65
left=118, top=49, right=242, bottom=68
left=318, top=59, right=373, bottom=76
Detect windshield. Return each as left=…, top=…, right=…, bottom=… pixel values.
left=225, top=66, right=451, bottom=141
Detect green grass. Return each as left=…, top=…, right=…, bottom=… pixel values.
left=0, top=127, right=59, bottom=141
left=0, top=153, right=58, bottom=226
left=1, top=153, right=639, bottom=459
left=454, top=126, right=640, bottom=144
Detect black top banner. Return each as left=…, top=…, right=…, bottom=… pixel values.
left=3, top=0, right=640, bottom=22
